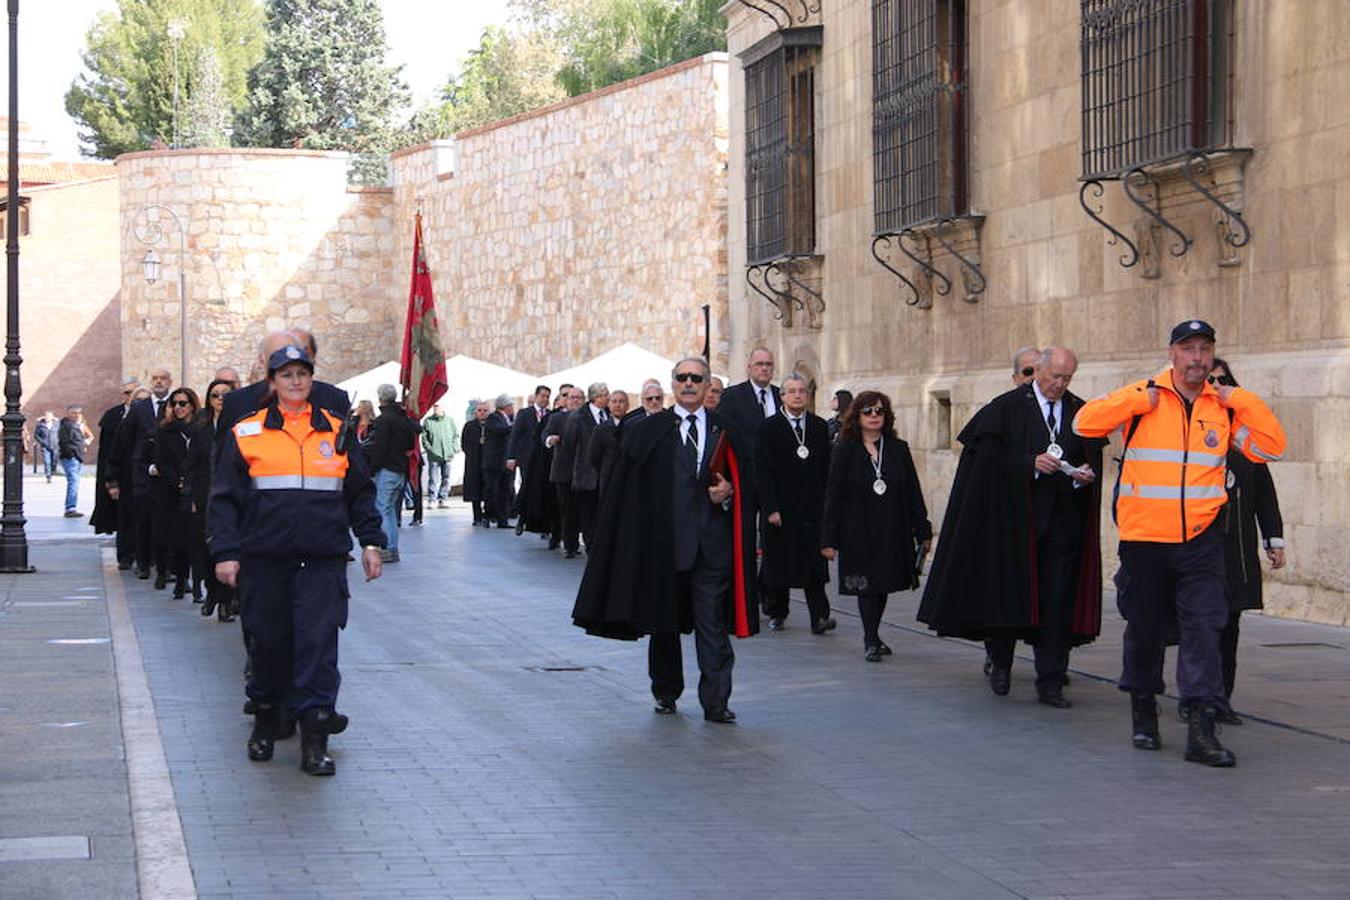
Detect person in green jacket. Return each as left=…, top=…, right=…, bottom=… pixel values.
left=421, top=403, right=460, bottom=508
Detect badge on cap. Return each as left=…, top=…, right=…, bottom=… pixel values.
left=286, top=346, right=301, bottom=360
left=1190, top=321, right=1202, bottom=331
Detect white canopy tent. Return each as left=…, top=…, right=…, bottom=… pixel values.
left=540, top=342, right=676, bottom=399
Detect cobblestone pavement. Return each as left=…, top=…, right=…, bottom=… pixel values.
left=4, top=472, right=1350, bottom=899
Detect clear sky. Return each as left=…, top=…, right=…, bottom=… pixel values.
left=0, top=0, right=514, bottom=161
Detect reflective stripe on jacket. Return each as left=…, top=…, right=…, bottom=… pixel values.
left=209, top=402, right=385, bottom=561
left=1072, top=367, right=1286, bottom=544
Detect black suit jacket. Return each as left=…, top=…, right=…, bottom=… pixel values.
left=717, top=380, right=782, bottom=462
left=543, top=410, right=573, bottom=484
left=671, top=410, right=733, bottom=574
left=507, top=405, right=547, bottom=463
left=114, top=396, right=165, bottom=493
left=1021, top=388, right=1091, bottom=541
left=566, top=405, right=607, bottom=492
left=481, top=411, right=512, bottom=473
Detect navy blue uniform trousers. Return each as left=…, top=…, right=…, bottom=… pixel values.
left=1117, top=522, right=1228, bottom=703
left=241, top=556, right=349, bottom=717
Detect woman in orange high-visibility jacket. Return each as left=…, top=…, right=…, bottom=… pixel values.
left=1072, top=320, right=1285, bottom=768
left=210, top=344, right=386, bottom=776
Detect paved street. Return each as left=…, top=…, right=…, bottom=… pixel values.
left=3, top=472, right=1350, bottom=899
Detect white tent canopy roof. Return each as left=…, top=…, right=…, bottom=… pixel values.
left=541, top=342, right=676, bottom=397
left=335, top=355, right=540, bottom=421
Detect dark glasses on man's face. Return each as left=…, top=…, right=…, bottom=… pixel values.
left=674, top=372, right=705, bottom=384
left=642, top=395, right=662, bottom=403
left=122, top=390, right=134, bottom=396
left=1021, top=366, right=1035, bottom=377
left=858, top=405, right=885, bottom=417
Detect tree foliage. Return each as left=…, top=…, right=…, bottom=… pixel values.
left=65, top=0, right=265, bottom=158
left=239, top=0, right=409, bottom=182
left=182, top=45, right=231, bottom=147
left=408, top=25, right=567, bottom=141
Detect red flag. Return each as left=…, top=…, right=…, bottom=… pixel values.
left=399, top=213, right=448, bottom=419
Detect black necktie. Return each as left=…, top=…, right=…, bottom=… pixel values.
left=759, top=388, right=768, bottom=414
left=685, top=414, right=699, bottom=473
left=1046, top=402, right=1057, bottom=436
left=793, top=417, right=803, bottom=442
left=600, top=409, right=609, bottom=424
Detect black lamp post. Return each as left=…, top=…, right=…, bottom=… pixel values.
left=1, top=0, right=32, bottom=572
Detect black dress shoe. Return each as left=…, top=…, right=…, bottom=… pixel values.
left=1038, top=689, right=1073, bottom=709
left=1215, top=706, right=1244, bottom=726
left=153, top=572, right=168, bottom=590
left=136, top=568, right=150, bottom=579
left=876, top=641, right=893, bottom=656
left=515, top=520, right=525, bottom=536
left=564, top=549, right=578, bottom=559
left=654, top=699, right=677, bottom=715
left=989, top=666, right=1011, bottom=696
left=767, top=618, right=784, bottom=632
left=864, top=645, right=883, bottom=662
left=810, top=617, right=837, bottom=635
left=117, top=560, right=133, bottom=571
left=703, top=708, right=736, bottom=723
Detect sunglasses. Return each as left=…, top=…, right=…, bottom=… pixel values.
left=1207, top=374, right=1236, bottom=387
left=642, top=395, right=662, bottom=403
left=170, top=399, right=192, bottom=408
left=1021, top=366, right=1035, bottom=377
left=858, top=405, right=886, bottom=417
left=208, top=392, right=229, bottom=400
left=122, top=389, right=134, bottom=396
left=674, top=372, right=705, bottom=384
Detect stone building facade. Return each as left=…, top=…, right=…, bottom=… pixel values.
left=722, top=1, right=1348, bottom=623
left=389, top=53, right=731, bottom=375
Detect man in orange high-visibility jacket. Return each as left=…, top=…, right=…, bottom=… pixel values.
left=1074, top=320, right=1285, bottom=768
left=211, top=345, right=386, bottom=776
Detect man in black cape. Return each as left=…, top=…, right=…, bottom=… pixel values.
left=573, top=356, right=758, bottom=723
left=917, top=346, right=1106, bottom=707
left=93, top=377, right=138, bottom=567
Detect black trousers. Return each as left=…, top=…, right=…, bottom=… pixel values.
left=572, top=489, right=598, bottom=551
left=857, top=593, right=888, bottom=647
left=483, top=469, right=514, bottom=524
left=242, top=556, right=348, bottom=718
left=135, top=495, right=165, bottom=575
left=1220, top=608, right=1242, bottom=700
left=648, top=553, right=734, bottom=713
left=115, top=490, right=136, bottom=564
left=555, top=484, right=577, bottom=552
left=470, top=500, right=485, bottom=523
left=761, top=582, right=831, bottom=625
left=985, top=523, right=1080, bottom=692
left=1118, top=523, right=1227, bottom=703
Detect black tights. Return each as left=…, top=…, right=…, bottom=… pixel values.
left=857, top=594, right=888, bottom=647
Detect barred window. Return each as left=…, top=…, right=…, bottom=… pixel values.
left=744, top=29, right=821, bottom=265
left=1080, top=0, right=1232, bottom=179
left=871, top=0, right=968, bottom=234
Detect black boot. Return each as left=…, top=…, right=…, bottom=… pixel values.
left=200, top=589, right=218, bottom=618
left=300, top=710, right=336, bottom=776
left=1185, top=704, right=1237, bottom=767
left=1130, top=692, right=1161, bottom=751
left=247, top=703, right=280, bottom=761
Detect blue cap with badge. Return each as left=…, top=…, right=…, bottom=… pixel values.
left=266, top=344, right=315, bottom=374
left=1169, top=319, right=1216, bottom=345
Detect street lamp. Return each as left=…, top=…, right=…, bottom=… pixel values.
left=2, top=0, right=33, bottom=572
left=131, top=206, right=189, bottom=387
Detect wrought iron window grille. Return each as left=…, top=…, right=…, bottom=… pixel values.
left=870, top=0, right=980, bottom=305
left=731, top=0, right=821, bottom=31
left=1078, top=0, right=1248, bottom=270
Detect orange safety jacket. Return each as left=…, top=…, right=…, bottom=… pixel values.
left=1073, top=367, right=1286, bottom=544
left=209, top=402, right=384, bottom=562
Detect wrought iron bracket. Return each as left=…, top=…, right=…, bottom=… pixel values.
left=930, top=218, right=986, bottom=301
left=870, top=235, right=925, bottom=309
left=729, top=0, right=818, bottom=30
left=1079, top=180, right=1139, bottom=269
left=898, top=229, right=952, bottom=298
left=747, top=256, right=823, bottom=329
left=1123, top=167, right=1192, bottom=257
left=1183, top=152, right=1251, bottom=250
left=747, top=264, right=790, bottom=323
left=778, top=257, right=825, bottom=328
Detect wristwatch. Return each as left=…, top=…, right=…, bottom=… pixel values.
left=362, top=545, right=381, bottom=552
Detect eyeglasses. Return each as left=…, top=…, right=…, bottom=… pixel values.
left=170, top=399, right=192, bottom=408
left=642, top=395, right=662, bottom=403
left=674, top=372, right=705, bottom=384
left=208, top=392, right=228, bottom=400
left=858, top=405, right=886, bottom=417
left=122, top=389, right=134, bottom=395
left=1020, top=366, right=1035, bottom=377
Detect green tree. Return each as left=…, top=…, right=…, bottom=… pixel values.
left=240, top=0, right=409, bottom=184
left=182, top=45, right=231, bottom=147
left=551, top=0, right=726, bottom=97
left=407, top=25, right=566, bottom=141
left=65, top=0, right=265, bottom=158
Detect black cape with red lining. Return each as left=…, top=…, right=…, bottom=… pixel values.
left=917, top=385, right=1105, bottom=645
left=572, top=407, right=759, bottom=641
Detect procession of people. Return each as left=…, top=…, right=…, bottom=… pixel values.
left=76, top=317, right=1288, bottom=774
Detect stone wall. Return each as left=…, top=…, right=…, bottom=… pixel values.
left=724, top=1, right=1350, bottom=623
left=18, top=175, right=123, bottom=448
left=115, top=149, right=399, bottom=392
left=390, top=53, right=731, bottom=375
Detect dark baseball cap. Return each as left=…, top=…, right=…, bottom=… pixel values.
left=1169, top=320, right=1216, bottom=345
left=266, top=344, right=315, bottom=374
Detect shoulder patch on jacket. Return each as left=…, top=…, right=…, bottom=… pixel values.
left=234, top=420, right=263, bottom=438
